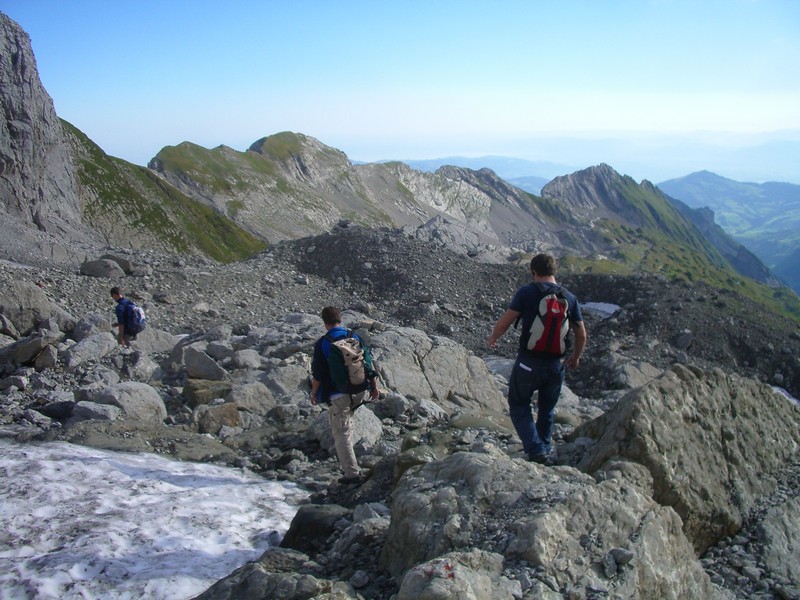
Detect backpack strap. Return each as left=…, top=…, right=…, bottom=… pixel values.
left=536, top=282, right=563, bottom=295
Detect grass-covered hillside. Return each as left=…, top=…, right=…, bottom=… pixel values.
left=62, top=120, right=266, bottom=263
left=658, top=171, right=800, bottom=294
left=540, top=166, right=800, bottom=322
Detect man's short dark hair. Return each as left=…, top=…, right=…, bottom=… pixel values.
left=321, top=306, right=342, bottom=325
left=110, top=286, right=122, bottom=297
left=530, top=254, right=557, bottom=277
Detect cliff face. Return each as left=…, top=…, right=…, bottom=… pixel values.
left=0, top=13, right=82, bottom=235
left=0, top=13, right=266, bottom=265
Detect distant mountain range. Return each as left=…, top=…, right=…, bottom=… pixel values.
left=379, top=155, right=800, bottom=296
left=658, top=171, right=800, bottom=294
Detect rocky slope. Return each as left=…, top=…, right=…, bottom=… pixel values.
left=1, top=226, right=799, bottom=599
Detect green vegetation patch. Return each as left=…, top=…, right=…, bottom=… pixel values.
left=63, top=120, right=265, bottom=262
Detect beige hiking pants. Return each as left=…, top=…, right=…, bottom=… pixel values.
left=328, top=392, right=366, bottom=478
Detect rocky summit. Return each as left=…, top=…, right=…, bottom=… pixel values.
left=1, top=224, right=799, bottom=600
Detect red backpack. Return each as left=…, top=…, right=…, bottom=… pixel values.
left=526, top=284, right=570, bottom=355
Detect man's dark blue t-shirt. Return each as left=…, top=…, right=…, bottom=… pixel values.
left=115, top=297, right=134, bottom=333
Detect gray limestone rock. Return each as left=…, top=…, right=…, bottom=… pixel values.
left=370, top=328, right=505, bottom=413
left=0, top=327, right=62, bottom=367
left=0, top=280, right=54, bottom=335
left=91, top=381, right=167, bottom=423
left=184, top=345, right=227, bottom=380
left=72, top=312, right=113, bottom=342
left=79, top=259, right=126, bottom=279
left=758, top=496, right=800, bottom=583
left=396, top=550, right=521, bottom=600
left=72, top=400, right=122, bottom=422
left=228, top=381, right=276, bottom=416
left=62, top=332, right=118, bottom=369
left=574, top=365, right=800, bottom=553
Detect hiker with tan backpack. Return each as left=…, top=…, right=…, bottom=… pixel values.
left=310, top=306, right=379, bottom=484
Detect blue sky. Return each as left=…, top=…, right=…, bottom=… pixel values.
left=3, top=0, right=799, bottom=183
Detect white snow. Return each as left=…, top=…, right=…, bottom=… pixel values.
left=581, top=302, right=620, bottom=319
left=774, top=386, right=800, bottom=406
left=0, top=440, right=308, bottom=600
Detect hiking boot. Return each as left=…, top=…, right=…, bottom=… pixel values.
left=527, top=452, right=554, bottom=466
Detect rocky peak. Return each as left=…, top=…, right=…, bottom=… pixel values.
left=540, top=163, right=637, bottom=216
left=435, top=165, right=531, bottom=207
left=0, top=13, right=82, bottom=234
left=247, top=131, right=354, bottom=184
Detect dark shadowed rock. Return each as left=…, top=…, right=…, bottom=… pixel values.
left=281, top=504, right=351, bottom=554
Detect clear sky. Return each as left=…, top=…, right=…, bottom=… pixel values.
left=3, top=0, right=800, bottom=183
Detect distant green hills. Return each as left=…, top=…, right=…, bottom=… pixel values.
left=62, top=120, right=267, bottom=262
left=658, top=171, right=800, bottom=294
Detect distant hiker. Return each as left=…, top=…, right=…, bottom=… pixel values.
left=110, top=287, right=146, bottom=347
left=310, top=306, right=379, bottom=485
left=487, top=254, right=587, bottom=465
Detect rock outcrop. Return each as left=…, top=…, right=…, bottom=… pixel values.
left=572, top=365, right=800, bottom=552
left=0, top=13, right=86, bottom=259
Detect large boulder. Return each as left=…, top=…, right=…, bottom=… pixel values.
left=228, top=381, right=276, bottom=416
left=183, top=379, right=234, bottom=408
left=396, top=550, right=520, bottom=600
left=381, top=448, right=721, bottom=598
left=0, top=280, right=54, bottom=335
left=0, top=327, right=62, bottom=367
left=91, top=381, right=167, bottom=423
left=259, top=361, right=310, bottom=403
left=308, top=405, right=383, bottom=457
left=281, top=504, right=351, bottom=554
left=758, top=496, right=800, bottom=585
left=573, top=365, right=800, bottom=552
left=72, top=312, right=112, bottom=342
left=184, top=345, right=227, bottom=380
left=192, top=548, right=362, bottom=600
left=370, top=327, right=505, bottom=413
left=132, top=327, right=181, bottom=354
left=62, top=332, right=118, bottom=369
left=79, top=259, right=125, bottom=278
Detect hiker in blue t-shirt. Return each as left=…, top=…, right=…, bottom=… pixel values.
left=110, top=286, right=136, bottom=347
left=310, top=306, right=379, bottom=485
left=487, top=254, right=587, bottom=465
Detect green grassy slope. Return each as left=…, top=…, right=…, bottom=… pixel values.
left=62, top=120, right=266, bottom=262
